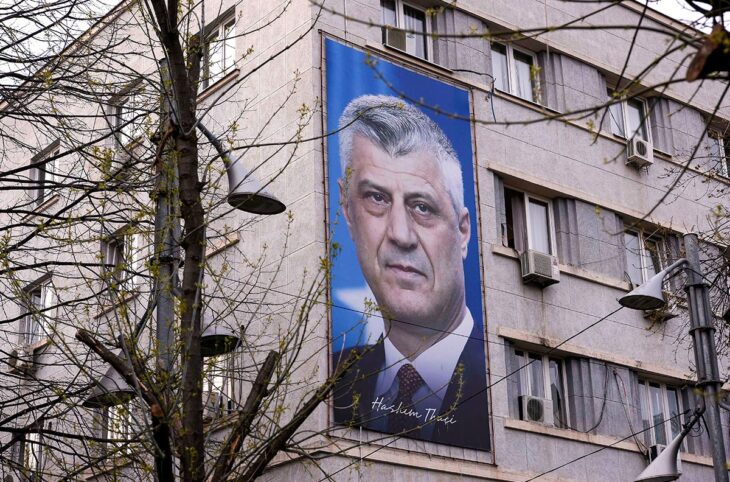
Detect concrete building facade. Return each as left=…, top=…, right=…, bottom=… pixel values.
left=2, top=1, right=730, bottom=481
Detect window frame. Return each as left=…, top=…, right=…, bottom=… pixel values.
left=708, top=131, right=730, bottom=178
left=637, top=379, right=686, bottom=450
left=490, top=42, right=540, bottom=103
left=524, top=193, right=557, bottom=255
left=380, top=0, right=433, bottom=61
left=607, top=90, right=653, bottom=144
left=113, top=90, right=145, bottom=147
left=624, top=229, right=667, bottom=286
left=105, top=400, right=134, bottom=455
left=514, top=349, right=571, bottom=429
left=202, top=14, right=236, bottom=89
left=21, top=280, right=54, bottom=346
left=503, top=187, right=557, bottom=256
left=22, top=429, right=42, bottom=480
left=101, top=226, right=142, bottom=292
left=29, top=146, right=60, bottom=207
left=202, top=354, right=234, bottom=419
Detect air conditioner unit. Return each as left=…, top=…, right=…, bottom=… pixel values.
left=626, top=137, right=654, bottom=168
left=519, top=249, right=560, bottom=287
left=382, top=27, right=407, bottom=52
left=648, top=443, right=682, bottom=471
left=519, top=395, right=554, bottom=426
left=8, top=346, right=34, bottom=375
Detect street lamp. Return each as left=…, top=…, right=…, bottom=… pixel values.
left=634, top=408, right=703, bottom=482
left=82, top=351, right=136, bottom=408
left=83, top=126, right=282, bottom=405
left=621, top=233, right=729, bottom=482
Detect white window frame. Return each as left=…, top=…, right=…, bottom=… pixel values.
left=106, top=401, right=133, bottom=455
left=23, top=430, right=42, bottom=480
left=203, top=355, right=233, bottom=419
left=102, top=227, right=142, bottom=291
left=607, top=91, right=652, bottom=144
left=22, top=281, right=55, bottom=346
left=503, top=187, right=557, bottom=256
left=524, top=193, right=557, bottom=255
left=637, top=379, right=685, bottom=450
left=203, top=15, right=236, bottom=89
left=490, top=42, right=540, bottom=103
left=30, top=146, right=59, bottom=207
left=381, top=0, right=433, bottom=61
left=624, top=230, right=666, bottom=286
left=515, top=349, right=571, bottom=429
left=114, top=92, right=144, bottom=146
left=709, top=131, right=730, bottom=178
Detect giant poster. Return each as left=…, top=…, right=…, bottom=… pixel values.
left=327, top=39, right=489, bottom=451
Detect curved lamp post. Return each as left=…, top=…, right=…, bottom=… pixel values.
left=622, top=233, right=729, bottom=482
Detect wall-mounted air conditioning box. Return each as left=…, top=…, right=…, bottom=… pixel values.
left=627, top=137, right=654, bottom=168
left=519, top=249, right=560, bottom=287
left=382, top=27, right=407, bottom=52
left=519, top=395, right=554, bottom=426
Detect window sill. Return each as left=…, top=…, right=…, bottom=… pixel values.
left=94, top=287, right=142, bottom=319
left=21, top=194, right=60, bottom=222
left=491, top=244, right=631, bottom=291
left=364, top=41, right=453, bottom=77
left=206, top=232, right=240, bottom=258
left=28, top=337, right=52, bottom=352
left=504, top=418, right=715, bottom=467
left=492, top=87, right=549, bottom=112
left=198, top=68, right=240, bottom=103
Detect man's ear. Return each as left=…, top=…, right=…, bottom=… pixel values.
left=339, top=178, right=353, bottom=231
left=459, top=207, right=470, bottom=260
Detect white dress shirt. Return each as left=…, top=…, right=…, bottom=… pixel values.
left=369, top=310, right=473, bottom=435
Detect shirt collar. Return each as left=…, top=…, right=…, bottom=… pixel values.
left=375, top=309, right=474, bottom=399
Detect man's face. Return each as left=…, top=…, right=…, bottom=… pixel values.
left=341, top=136, right=470, bottom=329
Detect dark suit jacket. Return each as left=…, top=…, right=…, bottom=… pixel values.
left=332, top=322, right=490, bottom=451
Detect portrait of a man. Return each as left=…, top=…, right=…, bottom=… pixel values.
left=330, top=93, right=489, bottom=450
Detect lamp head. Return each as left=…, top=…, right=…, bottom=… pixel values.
left=619, top=259, right=688, bottom=311
left=82, top=364, right=135, bottom=408
left=634, top=430, right=684, bottom=482
left=201, top=324, right=240, bottom=357
left=226, top=159, right=285, bottom=215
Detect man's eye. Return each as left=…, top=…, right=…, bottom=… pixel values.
left=413, top=202, right=433, bottom=216
left=366, top=192, right=388, bottom=204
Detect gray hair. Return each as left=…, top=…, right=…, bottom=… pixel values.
left=338, top=95, right=465, bottom=214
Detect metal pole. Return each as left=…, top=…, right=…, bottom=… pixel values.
left=684, top=233, right=728, bottom=482
left=155, top=59, right=180, bottom=375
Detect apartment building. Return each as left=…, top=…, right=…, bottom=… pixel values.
left=2, top=1, right=730, bottom=481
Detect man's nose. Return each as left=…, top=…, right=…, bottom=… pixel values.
left=386, top=202, right=417, bottom=250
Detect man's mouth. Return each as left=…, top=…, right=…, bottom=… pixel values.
left=385, top=263, right=425, bottom=277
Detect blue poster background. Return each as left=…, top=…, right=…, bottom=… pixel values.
left=326, top=39, right=484, bottom=350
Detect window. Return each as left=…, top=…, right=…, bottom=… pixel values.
left=381, top=0, right=431, bottom=60
left=514, top=349, right=569, bottom=428
left=22, top=282, right=55, bottom=345
left=624, top=230, right=666, bottom=286
left=503, top=187, right=556, bottom=255
left=637, top=380, right=684, bottom=449
left=29, top=146, right=59, bottom=207
left=115, top=93, right=143, bottom=145
left=708, top=132, right=730, bottom=178
left=203, top=15, right=236, bottom=89
left=105, top=401, right=133, bottom=455
left=491, top=43, right=539, bottom=103
left=102, top=227, right=142, bottom=291
left=22, top=430, right=42, bottom=480
left=202, top=355, right=233, bottom=420
left=607, top=91, right=650, bottom=142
